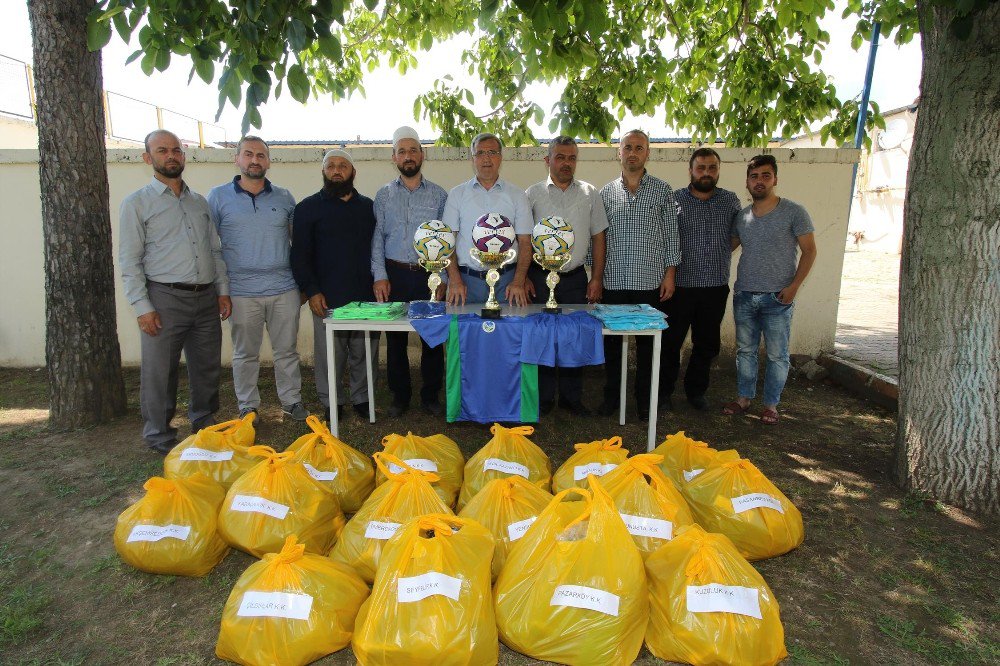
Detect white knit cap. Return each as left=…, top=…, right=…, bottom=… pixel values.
left=323, top=148, right=353, bottom=166
left=392, top=126, right=420, bottom=148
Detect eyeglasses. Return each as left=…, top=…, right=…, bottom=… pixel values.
left=474, top=149, right=501, bottom=158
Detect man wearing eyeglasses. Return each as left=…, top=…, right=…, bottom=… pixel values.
left=443, top=132, right=534, bottom=306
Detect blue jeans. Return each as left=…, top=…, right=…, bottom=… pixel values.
left=733, top=291, right=794, bottom=406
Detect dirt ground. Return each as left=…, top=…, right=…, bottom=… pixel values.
left=0, top=358, right=996, bottom=665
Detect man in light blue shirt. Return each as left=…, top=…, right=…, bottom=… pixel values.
left=371, top=126, right=448, bottom=417
left=207, top=136, right=306, bottom=421
left=443, top=132, right=534, bottom=306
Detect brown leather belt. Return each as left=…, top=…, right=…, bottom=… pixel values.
left=386, top=259, right=424, bottom=272
left=151, top=281, right=214, bottom=292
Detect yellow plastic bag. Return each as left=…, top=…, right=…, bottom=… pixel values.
left=163, top=413, right=257, bottom=489
left=651, top=430, right=727, bottom=487
left=331, top=453, right=454, bottom=583
left=377, top=432, right=465, bottom=507
left=353, top=514, right=497, bottom=666
left=114, top=474, right=229, bottom=576
left=458, top=424, right=551, bottom=510
left=599, top=453, right=696, bottom=558
left=216, top=536, right=369, bottom=666
left=645, top=524, right=787, bottom=666
left=551, top=436, right=629, bottom=493
left=218, top=446, right=346, bottom=557
left=286, top=415, right=375, bottom=513
left=495, top=478, right=647, bottom=666
left=684, top=458, right=804, bottom=560
left=457, top=475, right=553, bottom=580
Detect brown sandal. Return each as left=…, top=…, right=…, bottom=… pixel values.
left=760, top=407, right=780, bottom=425
left=722, top=401, right=749, bottom=415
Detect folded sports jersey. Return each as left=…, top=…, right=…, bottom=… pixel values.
left=591, top=303, right=668, bottom=330
left=519, top=311, right=605, bottom=367
left=330, top=301, right=407, bottom=320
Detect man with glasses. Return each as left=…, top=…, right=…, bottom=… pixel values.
left=443, top=132, right=534, bottom=306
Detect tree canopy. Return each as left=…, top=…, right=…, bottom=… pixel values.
left=84, top=0, right=940, bottom=147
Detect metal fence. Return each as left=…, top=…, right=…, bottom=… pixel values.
left=1, top=53, right=227, bottom=147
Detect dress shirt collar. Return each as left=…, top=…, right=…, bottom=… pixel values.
left=618, top=169, right=649, bottom=190
left=393, top=175, right=427, bottom=191
left=683, top=184, right=724, bottom=202
left=471, top=176, right=505, bottom=191
left=545, top=174, right=580, bottom=192
left=148, top=175, right=189, bottom=197
left=232, top=175, right=273, bottom=195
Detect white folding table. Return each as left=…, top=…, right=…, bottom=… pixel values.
left=324, top=304, right=664, bottom=450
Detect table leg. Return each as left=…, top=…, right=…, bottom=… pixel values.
left=327, top=324, right=339, bottom=437
left=619, top=335, right=627, bottom=426
left=648, top=330, right=661, bottom=451
left=364, top=331, right=375, bottom=424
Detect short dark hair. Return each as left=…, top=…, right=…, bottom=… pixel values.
left=143, top=129, right=179, bottom=154
left=747, top=154, right=778, bottom=176
left=620, top=128, right=649, bottom=143
left=237, top=135, right=269, bottom=155
left=548, top=135, right=577, bottom=156
left=471, top=132, right=503, bottom=154
left=689, top=147, right=721, bottom=168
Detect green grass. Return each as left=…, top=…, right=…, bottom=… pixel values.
left=787, top=644, right=851, bottom=665
left=876, top=613, right=999, bottom=665
left=0, top=586, right=52, bottom=647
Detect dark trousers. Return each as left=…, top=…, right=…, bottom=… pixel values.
left=528, top=264, right=589, bottom=404
left=661, top=285, right=730, bottom=398
left=385, top=263, right=444, bottom=405
left=140, top=282, right=221, bottom=448
left=602, top=288, right=668, bottom=408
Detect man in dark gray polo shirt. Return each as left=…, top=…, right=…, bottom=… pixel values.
left=208, top=136, right=306, bottom=422
left=663, top=147, right=742, bottom=411
left=724, top=154, right=817, bottom=425
left=119, top=130, right=231, bottom=454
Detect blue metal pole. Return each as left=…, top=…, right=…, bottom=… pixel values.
left=849, top=21, right=882, bottom=213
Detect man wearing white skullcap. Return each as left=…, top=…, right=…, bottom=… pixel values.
left=371, top=126, right=449, bottom=417
left=291, top=147, right=380, bottom=423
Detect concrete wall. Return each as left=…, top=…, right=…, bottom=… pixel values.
left=0, top=146, right=858, bottom=367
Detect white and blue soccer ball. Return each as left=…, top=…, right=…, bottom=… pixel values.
left=413, top=220, right=456, bottom=262
left=471, top=213, right=516, bottom=254
left=531, top=216, right=575, bottom=257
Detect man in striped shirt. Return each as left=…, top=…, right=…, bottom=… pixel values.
left=598, top=129, right=681, bottom=420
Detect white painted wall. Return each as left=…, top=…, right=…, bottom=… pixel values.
left=0, top=146, right=858, bottom=366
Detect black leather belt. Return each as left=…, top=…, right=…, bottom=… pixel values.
left=152, top=281, right=213, bottom=292
left=387, top=259, right=424, bottom=272
left=458, top=264, right=513, bottom=280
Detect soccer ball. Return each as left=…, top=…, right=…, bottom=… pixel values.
left=471, top=213, right=516, bottom=254
left=413, top=220, right=456, bottom=262
left=531, top=216, right=575, bottom=257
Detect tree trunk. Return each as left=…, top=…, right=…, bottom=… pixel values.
left=28, top=0, right=127, bottom=427
left=897, top=1, right=1000, bottom=515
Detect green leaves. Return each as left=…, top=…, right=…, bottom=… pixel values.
left=287, top=64, right=310, bottom=103
left=85, top=11, right=113, bottom=52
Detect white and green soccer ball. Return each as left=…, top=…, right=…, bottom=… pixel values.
left=413, top=220, right=456, bottom=262
left=531, top=216, right=575, bottom=257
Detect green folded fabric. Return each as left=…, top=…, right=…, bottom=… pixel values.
left=330, top=301, right=408, bottom=320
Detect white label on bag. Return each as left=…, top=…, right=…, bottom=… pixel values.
left=237, top=591, right=313, bottom=620
left=619, top=513, right=673, bottom=540
left=687, top=584, right=762, bottom=619
left=179, top=447, right=233, bottom=462
left=230, top=495, right=289, bottom=520
left=731, top=493, right=785, bottom=515
left=364, top=520, right=402, bottom=540
left=397, top=572, right=462, bottom=602
left=550, top=585, right=620, bottom=616
left=506, top=516, right=538, bottom=541
left=483, top=457, right=530, bottom=478
left=303, top=462, right=338, bottom=482
left=683, top=468, right=705, bottom=482
left=573, top=462, right=617, bottom=481
left=388, top=458, right=439, bottom=474
left=126, top=524, right=191, bottom=543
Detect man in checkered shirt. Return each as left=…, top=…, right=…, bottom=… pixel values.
left=598, top=129, right=681, bottom=420
left=662, top=147, right=742, bottom=411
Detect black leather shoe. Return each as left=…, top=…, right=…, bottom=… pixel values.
left=539, top=400, right=555, bottom=415
left=561, top=400, right=592, bottom=417
left=598, top=401, right=619, bottom=417
left=388, top=402, right=409, bottom=418
left=421, top=400, right=445, bottom=417
left=353, top=402, right=370, bottom=418
left=148, top=441, right=175, bottom=456
left=687, top=394, right=708, bottom=411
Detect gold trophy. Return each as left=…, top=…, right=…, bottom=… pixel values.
left=470, top=213, right=518, bottom=319
left=413, top=220, right=456, bottom=310
left=531, top=216, right=576, bottom=314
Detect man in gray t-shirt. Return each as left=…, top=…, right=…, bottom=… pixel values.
left=723, top=155, right=817, bottom=424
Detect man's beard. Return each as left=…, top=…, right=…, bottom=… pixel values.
left=750, top=187, right=770, bottom=201
left=241, top=165, right=266, bottom=179
left=154, top=162, right=184, bottom=178
left=690, top=176, right=717, bottom=193
left=322, top=171, right=355, bottom=197
left=397, top=162, right=420, bottom=178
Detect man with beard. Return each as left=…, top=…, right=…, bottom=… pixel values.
left=371, top=127, right=449, bottom=417
left=723, top=154, right=817, bottom=425
left=119, top=129, right=232, bottom=454
left=598, top=129, right=680, bottom=420
left=525, top=135, right=608, bottom=416
left=291, top=149, right=379, bottom=422
left=208, top=136, right=305, bottom=422
left=661, top=147, right=742, bottom=411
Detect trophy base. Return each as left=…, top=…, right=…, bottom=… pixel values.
left=480, top=308, right=502, bottom=319
left=543, top=306, right=562, bottom=314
